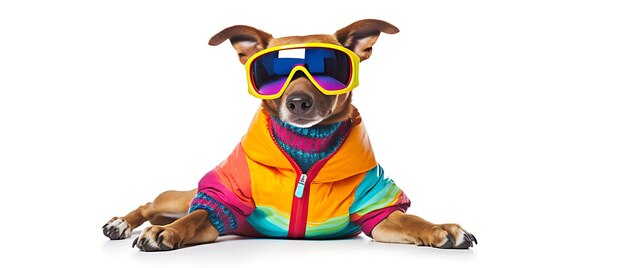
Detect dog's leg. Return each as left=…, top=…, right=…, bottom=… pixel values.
left=132, top=210, right=218, bottom=251
left=371, top=211, right=477, bottom=249
left=102, top=189, right=196, bottom=240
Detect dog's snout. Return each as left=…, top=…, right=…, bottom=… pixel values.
left=286, top=94, right=312, bottom=115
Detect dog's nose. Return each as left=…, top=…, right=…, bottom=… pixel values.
left=286, top=94, right=312, bottom=115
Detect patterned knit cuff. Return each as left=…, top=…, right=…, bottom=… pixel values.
left=188, top=191, right=237, bottom=235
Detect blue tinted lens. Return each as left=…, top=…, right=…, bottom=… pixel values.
left=251, top=47, right=351, bottom=95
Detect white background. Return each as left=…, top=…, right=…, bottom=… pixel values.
left=1, top=0, right=625, bottom=267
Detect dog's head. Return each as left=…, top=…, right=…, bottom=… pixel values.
left=209, top=19, right=398, bottom=127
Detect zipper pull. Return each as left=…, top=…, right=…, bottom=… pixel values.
left=294, top=174, right=308, bottom=198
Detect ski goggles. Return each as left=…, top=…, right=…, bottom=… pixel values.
left=245, top=43, right=360, bottom=99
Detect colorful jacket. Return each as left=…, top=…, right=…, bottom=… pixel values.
left=189, top=108, right=410, bottom=239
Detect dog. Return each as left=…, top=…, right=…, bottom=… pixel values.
left=102, top=19, right=477, bottom=251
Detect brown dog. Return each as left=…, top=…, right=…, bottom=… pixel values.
left=102, top=19, right=476, bottom=251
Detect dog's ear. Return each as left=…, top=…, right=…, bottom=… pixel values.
left=335, top=19, right=399, bottom=61
left=209, top=25, right=273, bottom=64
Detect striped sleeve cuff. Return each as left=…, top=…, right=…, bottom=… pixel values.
left=354, top=205, right=408, bottom=237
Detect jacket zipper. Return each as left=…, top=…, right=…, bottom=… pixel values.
left=294, top=174, right=308, bottom=198
left=269, top=121, right=352, bottom=239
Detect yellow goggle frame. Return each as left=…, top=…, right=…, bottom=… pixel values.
left=245, top=43, right=360, bottom=100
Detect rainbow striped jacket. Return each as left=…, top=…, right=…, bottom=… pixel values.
left=189, top=108, right=410, bottom=239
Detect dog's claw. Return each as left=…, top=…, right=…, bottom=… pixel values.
left=136, top=237, right=145, bottom=250
left=158, top=236, right=173, bottom=251
left=102, top=223, right=108, bottom=229
left=157, top=235, right=171, bottom=250
left=155, top=233, right=174, bottom=251
left=132, top=237, right=138, bottom=248
left=464, top=233, right=471, bottom=243
left=470, top=233, right=477, bottom=244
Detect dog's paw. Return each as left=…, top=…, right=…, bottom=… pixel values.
left=132, top=225, right=181, bottom=252
left=424, top=224, right=477, bottom=249
left=102, top=217, right=131, bottom=240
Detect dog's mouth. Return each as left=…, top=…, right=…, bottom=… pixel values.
left=287, top=117, right=325, bottom=128
left=280, top=110, right=331, bottom=128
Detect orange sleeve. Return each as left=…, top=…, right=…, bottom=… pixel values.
left=213, top=143, right=255, bottom=209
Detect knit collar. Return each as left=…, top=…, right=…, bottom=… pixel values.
left=269, top=116, right=350, bottom=173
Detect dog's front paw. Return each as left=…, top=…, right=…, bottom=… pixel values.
left=132, top=225, right=181, bottom=252
left=102, top=217, right=131, bottom=240
left=424, top=224, right=477, bottom=249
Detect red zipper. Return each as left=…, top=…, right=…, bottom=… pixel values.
left=268, top=121, right=352, bottom=239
